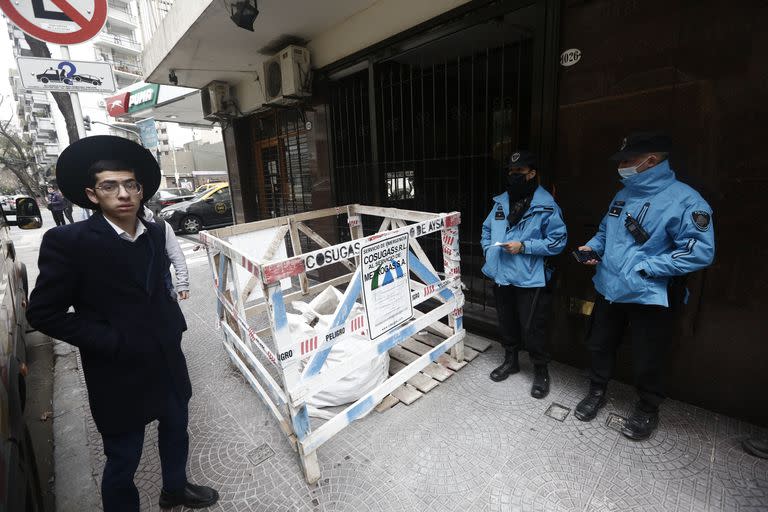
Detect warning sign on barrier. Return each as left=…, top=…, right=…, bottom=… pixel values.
left=360, top=233, right=413, bottom=339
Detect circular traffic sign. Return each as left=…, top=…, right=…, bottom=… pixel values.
left=0, top=0, right=107, bottom=45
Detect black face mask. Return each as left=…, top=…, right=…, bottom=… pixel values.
left=506, top=173, right=537, bottom=201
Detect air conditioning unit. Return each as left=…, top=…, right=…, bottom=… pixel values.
left=263, top=45, right=311, bottom=105
left=201, top=81, right=232, bottom=121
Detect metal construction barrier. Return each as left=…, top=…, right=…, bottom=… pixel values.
left=200, top=204, right=465, bottom=483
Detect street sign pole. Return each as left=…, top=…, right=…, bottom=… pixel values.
left=60, top=45, right=86, bottom=139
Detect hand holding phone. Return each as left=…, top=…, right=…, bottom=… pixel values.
left=572, top=246, right=601, bottom=265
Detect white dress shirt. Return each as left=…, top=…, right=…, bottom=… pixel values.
left=103, top=216, right=147, bottom=242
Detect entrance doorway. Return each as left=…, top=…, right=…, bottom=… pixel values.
left=327, top=1, right=558, bottom=328
left=251, top=110, right=314, bottom=219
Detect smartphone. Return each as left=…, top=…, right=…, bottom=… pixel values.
left=571, top=249, right=601, bottom=263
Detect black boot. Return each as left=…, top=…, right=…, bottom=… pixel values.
left=490, top=351, right=519, bottom=382
left=621, top=403, right=659, bottom=441
left=574, top=385, right=607, bottom=421
left=530, top=365, right=550, bottom=399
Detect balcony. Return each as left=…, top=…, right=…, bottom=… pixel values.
left=94, top=31, right=142, bottom=54
left=35, top=131, right=57, bottom=144
left=32, top=94, right=49, bottom=108
left=107, top=1, right=138, bottom=28
left=37, top=118, right=56, bottom=132
left=97, top=56, right=143, bottom=77
left=43, top=143, right=60, bottom=157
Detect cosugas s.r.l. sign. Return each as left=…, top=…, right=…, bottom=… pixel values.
left=360, top=232, right=413, bottom=339
left=0, top=0, right=108, bottom=45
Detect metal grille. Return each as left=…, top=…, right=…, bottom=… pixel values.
left=256, top=110, right=313, bottom=219
left=329, top=35, right=533, bottom=315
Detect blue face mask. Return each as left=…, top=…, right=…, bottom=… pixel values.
left=617, top=157, right=649, bottom=179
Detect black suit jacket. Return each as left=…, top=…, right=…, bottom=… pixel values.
left=27, top=212, right=191, bottom=435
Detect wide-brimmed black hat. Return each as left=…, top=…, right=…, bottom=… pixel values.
left=56, top=135, right=160, bottom=209
left=610, top=131, right=672, bottom=161
left=506, top=150, right=538, bottom=170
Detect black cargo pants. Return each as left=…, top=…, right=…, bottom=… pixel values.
left=493, top=284, right=552, bottom=366
left=587, top=294, right=673, bottom=410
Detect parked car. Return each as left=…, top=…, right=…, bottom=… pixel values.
left=1, top=195, right=38, bottom=226
left=158, top=183, right=233, bottom=234
left=193, top=182, right=226, bottom=195
left=145, top=187, right=195, bottom=215
left=72, top=74, right=102, bottom=86
left=0, top=197, right=44, bottom=512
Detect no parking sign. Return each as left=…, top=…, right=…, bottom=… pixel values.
left=0, top=0, right=107, bottom=45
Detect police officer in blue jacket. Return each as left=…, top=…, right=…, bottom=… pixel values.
left=481, top=151, right=567, bottom=398
left=574, top=132, right=715, bottom=440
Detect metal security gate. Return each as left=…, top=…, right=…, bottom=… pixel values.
left=327, top=1, right=559, bottom=327
left=252, top=110, right=314, bottom=219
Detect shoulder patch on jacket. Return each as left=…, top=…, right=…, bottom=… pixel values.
left=692, top=211, right=711, bottom=231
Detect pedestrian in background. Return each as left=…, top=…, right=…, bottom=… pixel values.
left=573, top=132, right=715, bottom=441
left=62, top=196, right=75, bottom=224
left=27, top=136, right=218, bottom=511
left=46, top=185, right=66, bottom=226
left=481, top=150, right=567, bottom=399
left=142, top=205, right=190, bottom=300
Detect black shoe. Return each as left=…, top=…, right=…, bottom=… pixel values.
left=159, top=482, right=219, bottom=509
left=742, top=438, right=768, bottom=459
left=490, top=352, right=519, bottom=382
left=530, top=365, right=550, bottom=399
left=574, top=386, right=607, bottom=422
left=621, top=406, right=659, bottom=441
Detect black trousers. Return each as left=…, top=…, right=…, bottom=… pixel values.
left=493, top=284, right=552, bottom=366
left=52, top=210, right=66, bottom=226
left=101, top=390, right=189, bottom=512
left=587, top=294, right=673, bottom=410
left=63, top=207, right=74, bottom=224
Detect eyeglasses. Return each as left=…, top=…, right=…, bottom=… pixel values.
left=93, top=180, right=143, bottom=195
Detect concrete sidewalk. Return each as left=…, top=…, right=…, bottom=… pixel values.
left=51, top=260, right=768, bottom=512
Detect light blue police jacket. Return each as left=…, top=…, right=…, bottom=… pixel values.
left=481, top=186, right=567, bottom=288
left=586, top=160, right=715, bottom=306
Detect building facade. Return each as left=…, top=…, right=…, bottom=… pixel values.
left=5, top=25, right=59, bottom=172
left=142, top=0, right=768, bottom=425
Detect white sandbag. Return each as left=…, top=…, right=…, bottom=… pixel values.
left=307, top=286, right=344, bottom=315
left=307, top=306, right=389, bottom=410
left=287, top=286, right=389, bottom=414
left=286, top=312, right=315, bottom=340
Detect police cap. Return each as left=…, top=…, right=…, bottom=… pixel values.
left=610, top=132, right=672, bottom=161
left=507, top=150, right=538, bottom=170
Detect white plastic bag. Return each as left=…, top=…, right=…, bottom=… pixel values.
left=287, top=287, right=389, bottom=414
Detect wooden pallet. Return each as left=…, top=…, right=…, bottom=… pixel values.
left=374, top=333, right=492, bottom=412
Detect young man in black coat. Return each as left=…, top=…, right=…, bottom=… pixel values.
left=27, top=136, right=218, bottom=511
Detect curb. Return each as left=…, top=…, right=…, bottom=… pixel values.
left=52, top=340, right=101, bottom=512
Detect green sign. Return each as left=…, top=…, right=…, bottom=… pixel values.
left=127, top=83, right=159, bottom=113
